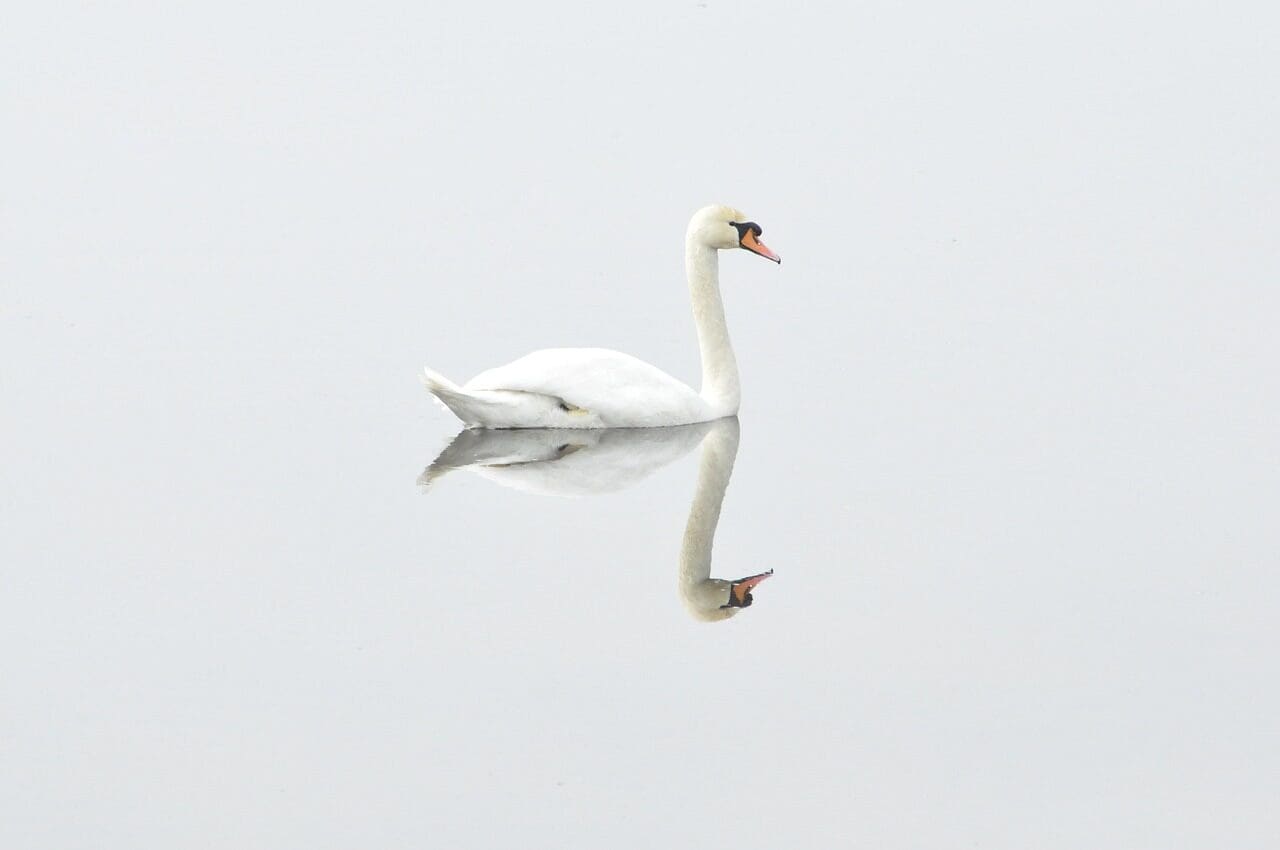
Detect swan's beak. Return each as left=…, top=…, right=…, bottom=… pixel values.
left=741, top=230, right=781, bottom=264
left=724, top=569, right=774, bottom=608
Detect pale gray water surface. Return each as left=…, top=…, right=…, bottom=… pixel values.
left=4, top=3, right=1278, bottom=848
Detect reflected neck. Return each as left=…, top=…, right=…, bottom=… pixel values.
left=686, top=242, right=740, bottom=416
left=678, top=418, right=740, bottom=619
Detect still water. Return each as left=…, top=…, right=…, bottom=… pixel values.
left=5, top=3, right=1278, bottom=848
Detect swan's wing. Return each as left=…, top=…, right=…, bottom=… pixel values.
left=464, top=348, right=709, bottom=427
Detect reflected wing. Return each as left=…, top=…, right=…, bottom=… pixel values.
left=419, top=421, right=711, bottom=496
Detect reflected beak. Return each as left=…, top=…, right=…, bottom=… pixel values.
left=730, top=569, right=774, bottom=605
left=740, top=230, right=781, bottom=264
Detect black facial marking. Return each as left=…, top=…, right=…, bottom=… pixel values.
left=730, top=221, right=762, bottom=244
left=720, top=589, right=755, bottom=609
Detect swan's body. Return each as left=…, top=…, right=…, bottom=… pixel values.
left=422, top=205, right=780, bottom=429
left=422, top=348, right=710, bottom=429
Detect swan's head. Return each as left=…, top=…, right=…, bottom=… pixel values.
left=688, top=204, right=781, bottom=263
left=682, top=569, right=774, bottom=622
left=723, top=569, right=773, bottom=610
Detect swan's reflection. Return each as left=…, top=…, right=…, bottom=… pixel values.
left=419, top=418, right=771, bottom=621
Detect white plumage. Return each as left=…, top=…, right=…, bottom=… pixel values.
left=422, top=204, right=780, bottom=429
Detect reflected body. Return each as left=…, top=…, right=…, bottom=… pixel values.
left=419, top=422, right=711, bottom=496
left=422, top=205, right=780, bottom=429
left=420, top=417, right=771, bottom=619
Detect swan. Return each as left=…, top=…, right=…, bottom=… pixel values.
left=422, top=204, right=780, bottom=429
left=417, top=418, right=772, bottom=620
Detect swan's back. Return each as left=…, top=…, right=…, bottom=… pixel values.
left=466, top=348, right=712, bottom=428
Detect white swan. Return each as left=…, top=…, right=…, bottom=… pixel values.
left=417, top=418, right=772, bottom=620
left=422, top=204, right=780, bottom=429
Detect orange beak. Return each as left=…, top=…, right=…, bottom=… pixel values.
left=741, top=230, right=781, bottom=264
left=731, top=569, right=774, bottom=605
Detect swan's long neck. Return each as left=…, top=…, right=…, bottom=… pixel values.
left=678, top=419, right=740, bottom=620
left=686, top=241, right=740, bottom=416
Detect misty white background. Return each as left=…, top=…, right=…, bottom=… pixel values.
left=3, top=3, right=1277, bottom=848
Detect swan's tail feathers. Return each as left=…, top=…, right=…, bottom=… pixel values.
left=421, top=367, right=463, bottom=396
left=422, top=366, right=537, bottom=428
left=421, top=367, right=480, bottom=425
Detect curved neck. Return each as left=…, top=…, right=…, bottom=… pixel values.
left=678, top=418, right=740, bottom=619
left=686, top=242, right=740, bottom=416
